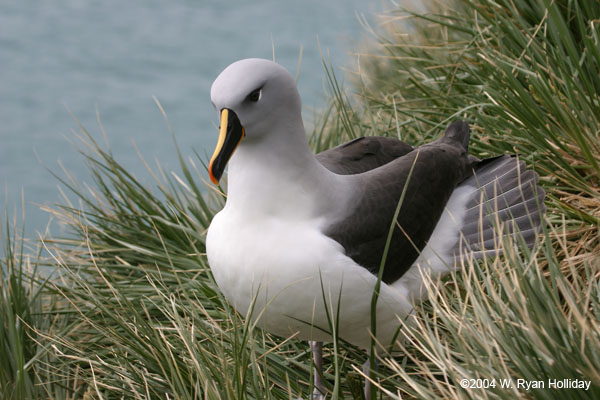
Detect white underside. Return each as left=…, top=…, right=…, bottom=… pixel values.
left=394, top=184, right=474, bottom=302
left=207, top=210, right=412, bottom=349
left=206, top=183, right=474, bottom=349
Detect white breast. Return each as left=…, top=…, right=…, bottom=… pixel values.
left=206, top=207, right=414, bottom=349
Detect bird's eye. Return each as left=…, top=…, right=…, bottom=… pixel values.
left=246, top=88, right=261, bottom=102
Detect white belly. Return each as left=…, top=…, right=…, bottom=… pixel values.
left=206, top=209, right=414, bottom=349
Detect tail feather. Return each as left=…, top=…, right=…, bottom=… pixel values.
left=395, top=154, right=546, bottom=301
left=465, top=177, right=541, bottom=211
left=461, top=196, right=544, bottom=241
left=453, top=154, right=546, bottom=254
left=469, top=227, right=539, bottom=259
left=464, top=161, right=540, bottom=207
left=468, top=213, right=544, bottom=252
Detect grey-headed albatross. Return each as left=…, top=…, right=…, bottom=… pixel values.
left=206, top=58, right=545, bottom=399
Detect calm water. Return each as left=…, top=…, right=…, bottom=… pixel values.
left=0, top=0, right=380, bottom=238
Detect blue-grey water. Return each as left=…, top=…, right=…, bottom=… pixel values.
left=0, top=1, right=380, bottom=239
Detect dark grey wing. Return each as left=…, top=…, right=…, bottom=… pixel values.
left=316, top=136, right=413, bottom=175
left=324, top=121, right=475, bottom=284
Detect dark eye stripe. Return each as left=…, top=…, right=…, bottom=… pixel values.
left=246, top=88, right=261, bottom=102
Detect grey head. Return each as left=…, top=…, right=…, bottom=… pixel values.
left=208, top=59, right=305, bottom=183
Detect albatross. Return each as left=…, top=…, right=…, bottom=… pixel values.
left=206, top=58, right=545, bottom=398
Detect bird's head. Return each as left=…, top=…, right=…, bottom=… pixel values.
left=208, top=58, right=302, bottom=184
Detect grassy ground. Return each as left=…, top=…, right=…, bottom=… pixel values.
left=1, top=0, right=599, bottom=398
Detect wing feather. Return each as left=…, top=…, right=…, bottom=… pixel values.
left=322, top=121, right=475, bottom=284
left=316, top=136, right=413, bottom=175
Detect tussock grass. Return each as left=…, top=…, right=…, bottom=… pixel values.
left=376, top=227, right=600, bottom=399
left=342, top=0, right=600, bottom=266
left=1, top=0, right=599, bottom=398
left=0, top=212, right=79, bottom=399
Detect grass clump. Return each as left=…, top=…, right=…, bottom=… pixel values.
left=0, top=213, right=80, bottom=399
left=377, top=229, right=600, bottom=399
